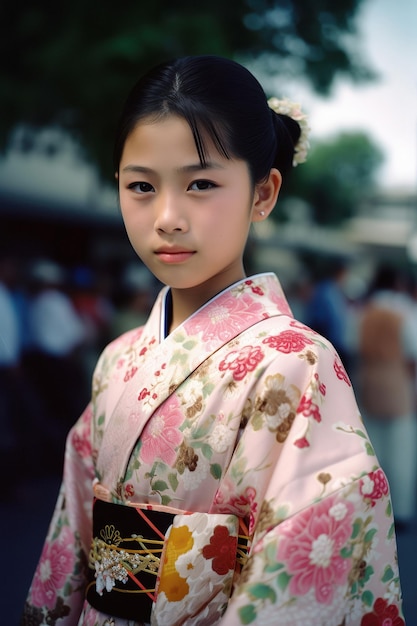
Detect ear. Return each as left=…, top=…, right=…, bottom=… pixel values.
left=251, top=168, right=282, bottom=222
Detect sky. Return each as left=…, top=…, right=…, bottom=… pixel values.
left=291, top=0, right=417, bottom=190
left=0, top=0, right=416, bottom=204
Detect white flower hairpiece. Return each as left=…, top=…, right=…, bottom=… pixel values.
left=268, top=97, right=310, bottom=166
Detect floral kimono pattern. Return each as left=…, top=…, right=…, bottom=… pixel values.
left=21, top=273, right=404, bottom=626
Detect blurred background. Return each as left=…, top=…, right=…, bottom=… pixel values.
left=1, top=0, right=416, bottom=622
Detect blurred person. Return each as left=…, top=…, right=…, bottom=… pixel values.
left=110, top=262, right=154, bottom=337
left=0, top=254, right=22, bottom=493
left=70, top=265, right=115, bottom=377
left=303, top=256, right=353, bottom=372
left=357, top=263, right=417, bottom=530
left=22, top=56, right=403, bottom=625
left=24, top=259, right=89, bottom=459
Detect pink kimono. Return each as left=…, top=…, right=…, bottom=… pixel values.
left=22, top=273, right=404, bottom=625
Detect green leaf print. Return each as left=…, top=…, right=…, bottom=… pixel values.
left=168, top=473, right=179, bottom=491
left=124, top=466, right=134, bottom=481
left=202, top=382, right=215, bottom=397
left=361, top=589, right=374, bottom=607
left=276, top=571, right=291, bottom=591
left=381, top=564, right=395, bottom=583
left=238, top=604, right=257, bottom=624
left=97, top=413, right=105, bottom=426
left=201, top=443, right=213, bottom=460
left=183, top=340, right=198, bottom=350
left=210, top=463, right=222, bottom=479
left=354, top=429, right=368, bottom=439
left=351, top=519, right=362, bottom=540
left=193, top=418, right=214, bottom=439
left=248, top=583, right=277, bottom=603
left=251, top=411, right=264, bottom=431
left=365, top=441, right=375, bottom=456
left=152, top=480, right=169, bottom=491
left=364, top=528, right=377, bottom=543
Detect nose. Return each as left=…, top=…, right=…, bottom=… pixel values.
left=154, top=191, right=188, bottom=234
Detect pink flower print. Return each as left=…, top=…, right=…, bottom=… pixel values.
left=214, top=485, right=257, bottom=532
left=277, top=495, right=354, bottom=604
left=219, top=345, right=264, bottom=381
left=187, top=293, right=264, bottom=342
left=263, top=330, right=314, bottom=354
left=298, top=394, right=322, bottom=423
left=360, top=469, right=389, bottom=507
left=70, top=428, right=92, bottom=459
left=31, top=526, right=75, bottom=609
left=140, top=395, right=183, bottom=465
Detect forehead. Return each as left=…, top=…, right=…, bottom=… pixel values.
left=121, top=114, right=226, bottom=167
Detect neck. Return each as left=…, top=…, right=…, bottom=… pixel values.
left=168, top=270, right=247, bottom=333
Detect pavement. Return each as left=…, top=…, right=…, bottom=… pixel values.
left=1, top=474, right=416, bottom=625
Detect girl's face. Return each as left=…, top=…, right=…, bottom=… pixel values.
left=118, top=115, right=272, bottom=301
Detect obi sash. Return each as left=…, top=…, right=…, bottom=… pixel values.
left=86, top=498, right=251, bottom=623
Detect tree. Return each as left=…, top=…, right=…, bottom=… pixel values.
left=0, top=0, right=372, bottom=180
left=282, top=131, right=384, bottom=225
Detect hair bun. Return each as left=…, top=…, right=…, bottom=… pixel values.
left=268, top=97, right=310, bottom=167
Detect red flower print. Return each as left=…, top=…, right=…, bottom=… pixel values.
left=202, top=525, right=238, bottom=575
left=219, top=345, right=264, bottom=381
left=294, top=436, right=310, bottom=448
left=124, top=366, right=138, bottom=382
left=361, top=597, right=405, bottom=626
left=360, top=469, right=389, bottom=507
left=314, top=373, right=327, bottom=396
left=124, top=483, right=135, bottom=499
left=298, top=394, right=322, bottom=423
left=263, top=330, right=314, bottom=354
left=333, top=358, right=351, bottom=386
left=138, top=387, right=150, bottom=401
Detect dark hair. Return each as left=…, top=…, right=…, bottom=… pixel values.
left=114, top=55, right=301, bottom=185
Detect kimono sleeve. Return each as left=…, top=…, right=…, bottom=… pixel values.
left=218, top=483, right=403, bottom=625
left=215, top=339, right=404, bottom=625
left=21, top=403, right=95, bottom=625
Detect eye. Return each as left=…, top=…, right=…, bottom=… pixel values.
left=188, top=179, right=217, bottom=191
left=128, top=181, right=155, bottom=193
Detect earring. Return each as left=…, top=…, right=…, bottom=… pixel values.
left=259, top=211, right=265, bottom=216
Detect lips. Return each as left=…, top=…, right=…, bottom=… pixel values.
left=155, top=247, right=195, bottom=264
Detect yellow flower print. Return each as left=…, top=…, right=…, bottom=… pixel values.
left=158, top=525, right=194, bottom=602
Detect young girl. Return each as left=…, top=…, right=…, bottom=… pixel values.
left=22, top=56, right=404, bottom=626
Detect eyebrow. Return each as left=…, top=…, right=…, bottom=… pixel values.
left=121, top=161, right=224, bottom=174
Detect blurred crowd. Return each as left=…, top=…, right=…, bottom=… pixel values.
left=0, top=253, right=155, bottom=491
left=294, top=258, right=417, bottom=531
left=1, top=252, right=417, bottom=530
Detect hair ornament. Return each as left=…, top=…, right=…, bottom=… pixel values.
left=268, top=97, right=310, bottom=166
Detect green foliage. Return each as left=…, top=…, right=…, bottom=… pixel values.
left=0, top=0, right=371, bottom=181
left=283, top=131, right=384, bottom=224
